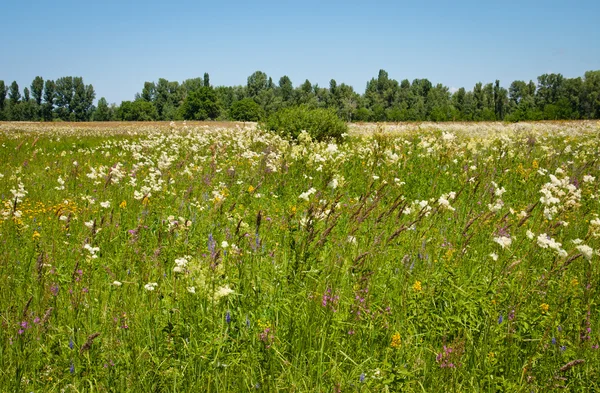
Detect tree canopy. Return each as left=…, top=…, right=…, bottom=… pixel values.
left=2, top=69, right=600, bottom=122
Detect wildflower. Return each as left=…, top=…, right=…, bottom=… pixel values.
left=32, top=231, right=41, bottom=240
left=248, top=185, right=255, bottom=193
left=112, top=281, right=122, bottom=287
left=100, top=201, right=111, bottom=209
left=70, top=362, right=75, bottom=374
left=493, top=235, right=512, bottom=249
left=576, top=245, right=593, bottom=260
left=360, top=373, right=365, bottom=383
left=540, top=303, right=550, bottom=314
left=119, top=200, right=127, bottom=209
left=221, top=241, right=229, bottom=249
left=498, top=314, right=503, bottom=324
left=214, top=285, right=234, bottom=301
left=390, top=332, right=401, bottom=348
left=225, top=310, right=231, bottom=324
left=144, top=282, right=158, bottom=291
left=187, top=286, right=196, bottom=294
left=489, top=253, right=498, bottom=261
left=412, top=280, right=422, bottom=292
left=299, top=187, right=316, bottom=201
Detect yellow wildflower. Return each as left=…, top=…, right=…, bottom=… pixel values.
left=119, top=200, right=127, bottom=209
left=413, top=280, right=422, bottom=292
left=390, top=332, right=401, bottom=348
left=32, top=231, right=41, bottom=240
left=248, top=185, right=255, bottom=193
left=532, top=159, right=539, bottom=169
left=540, top=303, right=550, bottom=313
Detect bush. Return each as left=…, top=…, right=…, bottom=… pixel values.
left=230, top=98, right=264, bottom=121
left=263, top=106, right=348, bottom=141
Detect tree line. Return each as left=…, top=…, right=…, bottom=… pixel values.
left=1, top=70, right=599, bottom=122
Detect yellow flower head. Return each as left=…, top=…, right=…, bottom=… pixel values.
left=32, top=231, right=41, bottom=240
left=413, top=280, right=422, bottom=292
left=119, top=200, right=127, bottom=209
left=248, top=185, right=255, bottom=193
left=540, top=303, right=550, bottom=313
left=391, top=332, right=401, bottom=348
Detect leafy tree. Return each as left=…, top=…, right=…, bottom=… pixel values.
left=230, top=98, right=264, bottom=121
left=31, top=76, right=44, bottom=106
left=141, top=82, right=156, bottom=102
left=42, top=80, right=56, bottom=121
left=204, top=73, right=210, bottom=88
left=180, top=86, right=220, bottom=120
left=117, top=100, right=158, bottom=121
left=278, top=75, right=294, bottom=104
left=9, top=81, right=21, bottom=104
left=94, top=97, right=112, bottom=121
left=247, top=71, right=268, bottom=98
left=582, top=70, right=600, bottom=118
left=0, top=81, right=6, bottom=120
left=54, top=77, right=74, bottom=120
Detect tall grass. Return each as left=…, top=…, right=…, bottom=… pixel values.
left=0, top=122, right=599, bottom=392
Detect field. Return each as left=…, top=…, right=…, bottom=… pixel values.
left=1, top=120, right=599, bottom=392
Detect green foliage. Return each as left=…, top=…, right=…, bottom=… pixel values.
left=117, top=100, right=158, bottom=121
left=180, top=86, right=220, bottom=120
left=31, top=76, right=44, bottom=106
left=230, top=98, right=264, bottom=121
left=263, top=105, right=348, bottom=141
left=94, top=97, right=112, bottom=121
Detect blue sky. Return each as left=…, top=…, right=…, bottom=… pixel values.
left=1, top=0, right=599, bottom=104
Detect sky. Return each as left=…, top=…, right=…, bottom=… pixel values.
left=1, top=0, right=599, bottom=104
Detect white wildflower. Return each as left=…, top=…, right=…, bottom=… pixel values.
left=576, top=245, right=594, bottom=260
left=493, top=236, right=512, bottom=249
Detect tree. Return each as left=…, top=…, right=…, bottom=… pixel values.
left=0, top=81, right=6, bottom=119
left=230, top=98, right=264, bottom=121
left=42, top=80, right=56, bottom=121
left=31, top=76, right=44, bottom=106
left=247, top=71, right=268, bottom=98
left=203, top=72, right=210, bottom=88
left=582, top=70, right=600, bottom=119
left=141, top=82, right=156, bottom=102
left=9, top=81, right=21, bottom=104
left=54, top=77, right=74, bottom=120
left=117, top=100, right=158, bottom=121
left=94, top=97, right=112, bottom=121
left=278, top=75, right=294, bottom=104
left=179, top=86, right=220, bottom=120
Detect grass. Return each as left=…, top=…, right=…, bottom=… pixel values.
left=0, top=121, right=599, bottom=392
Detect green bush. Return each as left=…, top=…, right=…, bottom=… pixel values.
left=263, top=105, right=348, bottom=141
left=230, top=98, right=264, bottom=121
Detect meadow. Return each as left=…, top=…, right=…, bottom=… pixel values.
left=0, top=120, right=599, bottom=392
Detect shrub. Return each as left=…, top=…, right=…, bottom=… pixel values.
left=263, top=106, right=348, bottom=141
left=230, top=98, right=264, bottom=121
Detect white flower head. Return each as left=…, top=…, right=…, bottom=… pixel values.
left=576, top=245, right=594, bottom=260
left=214, top=285, right=234, bottom=301
left=493, top=236, right=512, bottom=249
